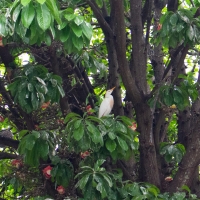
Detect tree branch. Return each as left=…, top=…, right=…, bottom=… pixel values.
left=0, top=152, right=19, bottom=159
left=130, top=0, right=148, bottom=94
left=110, top=0, right=142, bottom=105
left=86, top=0, right=113, bottom=37
left=0, top=136, right=19, bottom=149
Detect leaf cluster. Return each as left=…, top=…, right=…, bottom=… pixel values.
left=18, top=130, right=53, bottom=166
left=64, top=113, right=138, bottom=161
left=160, top=142, right=186, bottom=163
left=1, top=1, right=93, bottom=53
left=154, top=9, right=200, bottom=48
left=8, top=64, right=65, bottom=113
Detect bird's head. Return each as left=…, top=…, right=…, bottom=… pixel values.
left=105, top=86, right=115, bottom=96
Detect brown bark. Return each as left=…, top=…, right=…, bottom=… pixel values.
left=0, top=136, right=19, bottom=149
left=0, top=152, right=19, bottom=159
left=130, top=0, right=147, bottom=94
left=167, top=68, right=200, bottom=191
left=48, top=45, right=71, bottom=116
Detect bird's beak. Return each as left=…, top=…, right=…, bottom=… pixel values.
left=111, top=86, right=116, bottom=91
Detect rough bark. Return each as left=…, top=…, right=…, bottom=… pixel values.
left=0, top=136, right=19, bottom=149
left=167, top=70, right=200, bottom=191
left=130, top=0, right=147, bottom=94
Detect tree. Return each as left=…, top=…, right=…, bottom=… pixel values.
left=0, top=0, right=200, bottom=199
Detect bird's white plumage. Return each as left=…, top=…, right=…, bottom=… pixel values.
left=98, top=87, right=115, bottom=118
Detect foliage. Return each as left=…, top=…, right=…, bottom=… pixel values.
left=154, top=8, right=200, bottom=47
left=76, top=159, right=198, bottom=200
left=18, top=130, right=52, bottom=166
left=0, top=0, right=92, bottom=52
left=8, top=64, right=65, bottom=113
left=160, top=142, right=186, bottom=163
left=1, top=0, right=200, bottom=199
left=51, top=159, right=74, bottom=187
left=65, top=113, right=138, bottom=160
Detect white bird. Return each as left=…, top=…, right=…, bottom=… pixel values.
left=98, top=87, right=115, bottom=118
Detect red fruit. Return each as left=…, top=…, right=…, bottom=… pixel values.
left=86, top=105, right=93, bottom=115
left=157, top=23, right=162, bottom=31
left=80, top=151, right=90, bottom=159
left=41, top=101, right=50, bottom=109
left=42, top=165, right=53, bottom=179
left=129, top=122, right=137, bottom=131
left=57, top=185, right=65, bottom=194
left=34, top=125, right=40, bottom=130
left=11, top=159, right=23, bottom=169
left=165, top=176, right=173, bottom=182
left=57, top=119, right=64, bottom=125
left=0, top=37, right=3, bottom=47
left=0, top=116, right=4, bottom=122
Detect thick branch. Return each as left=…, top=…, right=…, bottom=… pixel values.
left=48, top=45, right=71, bottom=116
left=110, top=0, right=142, bottom=105
left=0, top=152, right=19, bottom=159
left=0, top=136, right=19, bottom=149
left=130, top=0, right=148, bottom=94
left=86, top=0, right=113, bottom=37
left=142, top=0, right=153, bottom=27
left=167, top=0, right=178, bottom=12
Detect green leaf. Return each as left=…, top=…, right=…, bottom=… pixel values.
left=117, top=136, right=128, bottom=151
left=181, top=185, right=191, bottom=193
left=59, top=25, right=71, bottom=42
left=57, top=85, right=65, bottom=98
left=96, top=182, right=107, bottom=198
left=169, top=36, right=178, bottom=48
left=99, top=173, right=113, bottom=187
left=105, top=139, right=116, bottom=152
left=31, top=91, right=39, bottom=110
left=37, top=139, right=49, bottom=159
left=44, top=33, right=52, bottom=46
left=45, top=0, right=62, bottom=24
left=73, top=123, right=84, bottom=141
left=81, top=22, right=92, bottom=40
left=164, top=154, right=173, bottom=162
left=94, top=159, right=106, bottom=170
left=21, top=0, right=31, bottom=6
left=27, top=83, right=34, bottom=92
left=70, top=22, right=82, bottom=37
left=72, top=35, right=83, bottom=51
left=36, top=76, right=46, bottom=85
left=19, top=130, right=29, bottom=139
left=74, top=16, right=84, bottom=26
left=21, top=1, right=35, bottom=28
left=74, top=119, right=82, bottom=129
left=32, top=130, right=40, bottom=138
left=0, top=17, right=8, bottom=37
left=176, top=143, right=186, bottom=154
left=176, top=23, right=184, bottom=32
left=23, top=134, right=37, bottom=150
left=12, top=4, right=22, bottom=22
left=86, top=121, right=103, bottom=145
left=36, top=0, right=46, bottom=4
left=64, top=112, right=81, bottom=123
left=187, top=25, right=194, bottom=41
left=170, top=13, right=178, bottom=25
left=76, top=174, right=91, bottom=190
left=36, top=3, right=51, bottom=31
left=95, top=0, right=103, bottom=7
left=118, top=116, right=133, bottom=126
left=108, top=132, right=116, bottom=140
left=64, top=13, right=75, bottom=21
left=115, top=121, right=127, bottom=134
left=163, top=89, right=173, bottom=106
left=173, top=89, right=183, bottom=104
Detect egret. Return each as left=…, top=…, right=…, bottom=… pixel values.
left=98, top=87, right=115, bottom=118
